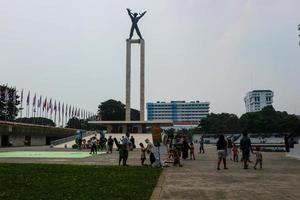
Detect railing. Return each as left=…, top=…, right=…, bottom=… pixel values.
left=51, top=131, right=95, bottom=146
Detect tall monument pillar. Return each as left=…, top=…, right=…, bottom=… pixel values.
left=140, top=39, right=145, bottom=121
left=125, top=39, right=145, bottom=121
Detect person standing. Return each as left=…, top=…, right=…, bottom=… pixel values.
left=227, top=137, right=233, bottom=161
left=182, top=137, right=189, bottom=160
left=240, top=132, right=253, bottom=169
left=90, top=137, right=97, bottom=155
left=284, top=135, right=290, bottom=152
left=190, top=142, right=195, bottom=160
left=217, top=134, right=228, bottom=170
left=121, top=133, right=130, bottom=166
left=199, top=136, right=205, bottom=154
left=232, top=143, right=239, bottom=162
left=139, top=143, right=147, bottom=166
left=130, top=136, right=135, bottom=150
left=145, top=139, right=155, bottom=165
left=107, top=136, right=114, bottom=154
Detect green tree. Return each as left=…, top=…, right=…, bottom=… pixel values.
left=0, top=85, right=20, bottom=121
left=66, top=117, right=82, bottom=129
left=15, top=117, right=55, bottom=127
left=240, top=106, right=300, bottom=134
left=98, top=99, right=140, bottom=121
left=200, top=113, right=240, bottom=134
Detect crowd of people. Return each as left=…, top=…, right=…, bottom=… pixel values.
left=73, top=130, right=271, bottom=170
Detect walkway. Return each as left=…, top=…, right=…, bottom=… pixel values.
left=157, top=145, right=300, bottom=200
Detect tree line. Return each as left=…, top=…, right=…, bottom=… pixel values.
left=200, top=106, right=300, bottom=135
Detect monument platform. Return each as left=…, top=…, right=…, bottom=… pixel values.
left=88, top=120, right=173, bottom=134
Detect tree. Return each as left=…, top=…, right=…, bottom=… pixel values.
left=15, top=117, right=55, bottom=127
left=240, top=106, right=300, bottom=134
left=0, top=85, right=20, bottom=121
left=98, top=99, right=140, bottom=121
left=200, top=113, right=240, bottom=134
left=66, top=117, right=82, bottom=129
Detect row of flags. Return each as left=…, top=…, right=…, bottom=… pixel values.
left=20, top=89, right=96, bottom=127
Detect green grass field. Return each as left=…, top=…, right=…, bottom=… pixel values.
left=0, top=151, right=105, bottom=158
left=0, top=163, right=161, bottom=200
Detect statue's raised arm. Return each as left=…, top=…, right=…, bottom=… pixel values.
left=126, top=8, right=133, bottom=19
left=137, top=11, right=147, bottom=19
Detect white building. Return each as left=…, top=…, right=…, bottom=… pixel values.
left=244, top=90, right=274, bottom=112
left=147, top=101, right=210, bottom=125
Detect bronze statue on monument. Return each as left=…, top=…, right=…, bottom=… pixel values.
left=126, top=8, right=146, bottom=40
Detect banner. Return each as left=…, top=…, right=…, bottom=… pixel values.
left=152, top=124, right=162, bottom=144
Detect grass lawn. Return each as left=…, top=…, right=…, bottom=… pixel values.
left=0, top=163, right=162, bottom=200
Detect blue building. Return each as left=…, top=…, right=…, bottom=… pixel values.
left=147, top=101, right=210, bottom=124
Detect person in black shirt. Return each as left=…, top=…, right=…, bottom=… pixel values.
left=216, top=134, right=228, bottom=170
left=240, top=132, right=253, bottom=169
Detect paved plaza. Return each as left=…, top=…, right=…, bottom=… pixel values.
left=1, top=145, right=300, bottom=200
left=156, top=145, right=300, bottom=200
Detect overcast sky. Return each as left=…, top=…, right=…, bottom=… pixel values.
left=1, top=0, right=299, bottom=116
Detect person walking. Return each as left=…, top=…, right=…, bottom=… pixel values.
left=217, top=134, right=228, bottom=170
left=253, top=146, right=263, bottom=170
left=240, top=132, right=253, bottom=169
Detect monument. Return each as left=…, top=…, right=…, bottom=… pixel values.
left=89, top=9, right=172, bottom=134
left=125, top=8, right=146, bottom=121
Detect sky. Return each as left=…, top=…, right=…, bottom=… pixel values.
left=0, top=0, right=299, bottom=116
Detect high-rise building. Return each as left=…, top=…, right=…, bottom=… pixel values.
left=244, top=90, right=274, bottom=112
left=147, top=101, right=210, bottom=125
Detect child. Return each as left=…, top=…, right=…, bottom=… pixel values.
left=173, top=147, right=182, bottom=167
left=232, top=143, right=239, bottom=162
left=189, top=142, right=195, bottom=160
left=253, top=146, right=263, bottom=170
left=139, top=143, right=146, bottom=166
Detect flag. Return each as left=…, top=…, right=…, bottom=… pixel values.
left=38, top=95, right=42, bottom=108
left=50, top=99, right=53, bottom=115
left=13, top=88, right=17, bottom=104
left=26, top=91, right=30, bottom=106
left=58, top=102, right=61, bottom=123
left=65, top=104, right=68, bottom=117
left=20, top=89, right=23, bottom=106
left=69, top=105, right=72, bottom=117
left=43, top=97, right=47, bottom=111
left=32, top=93, right=36, bottom=107
left=54, top=100, right=57, bottom=113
